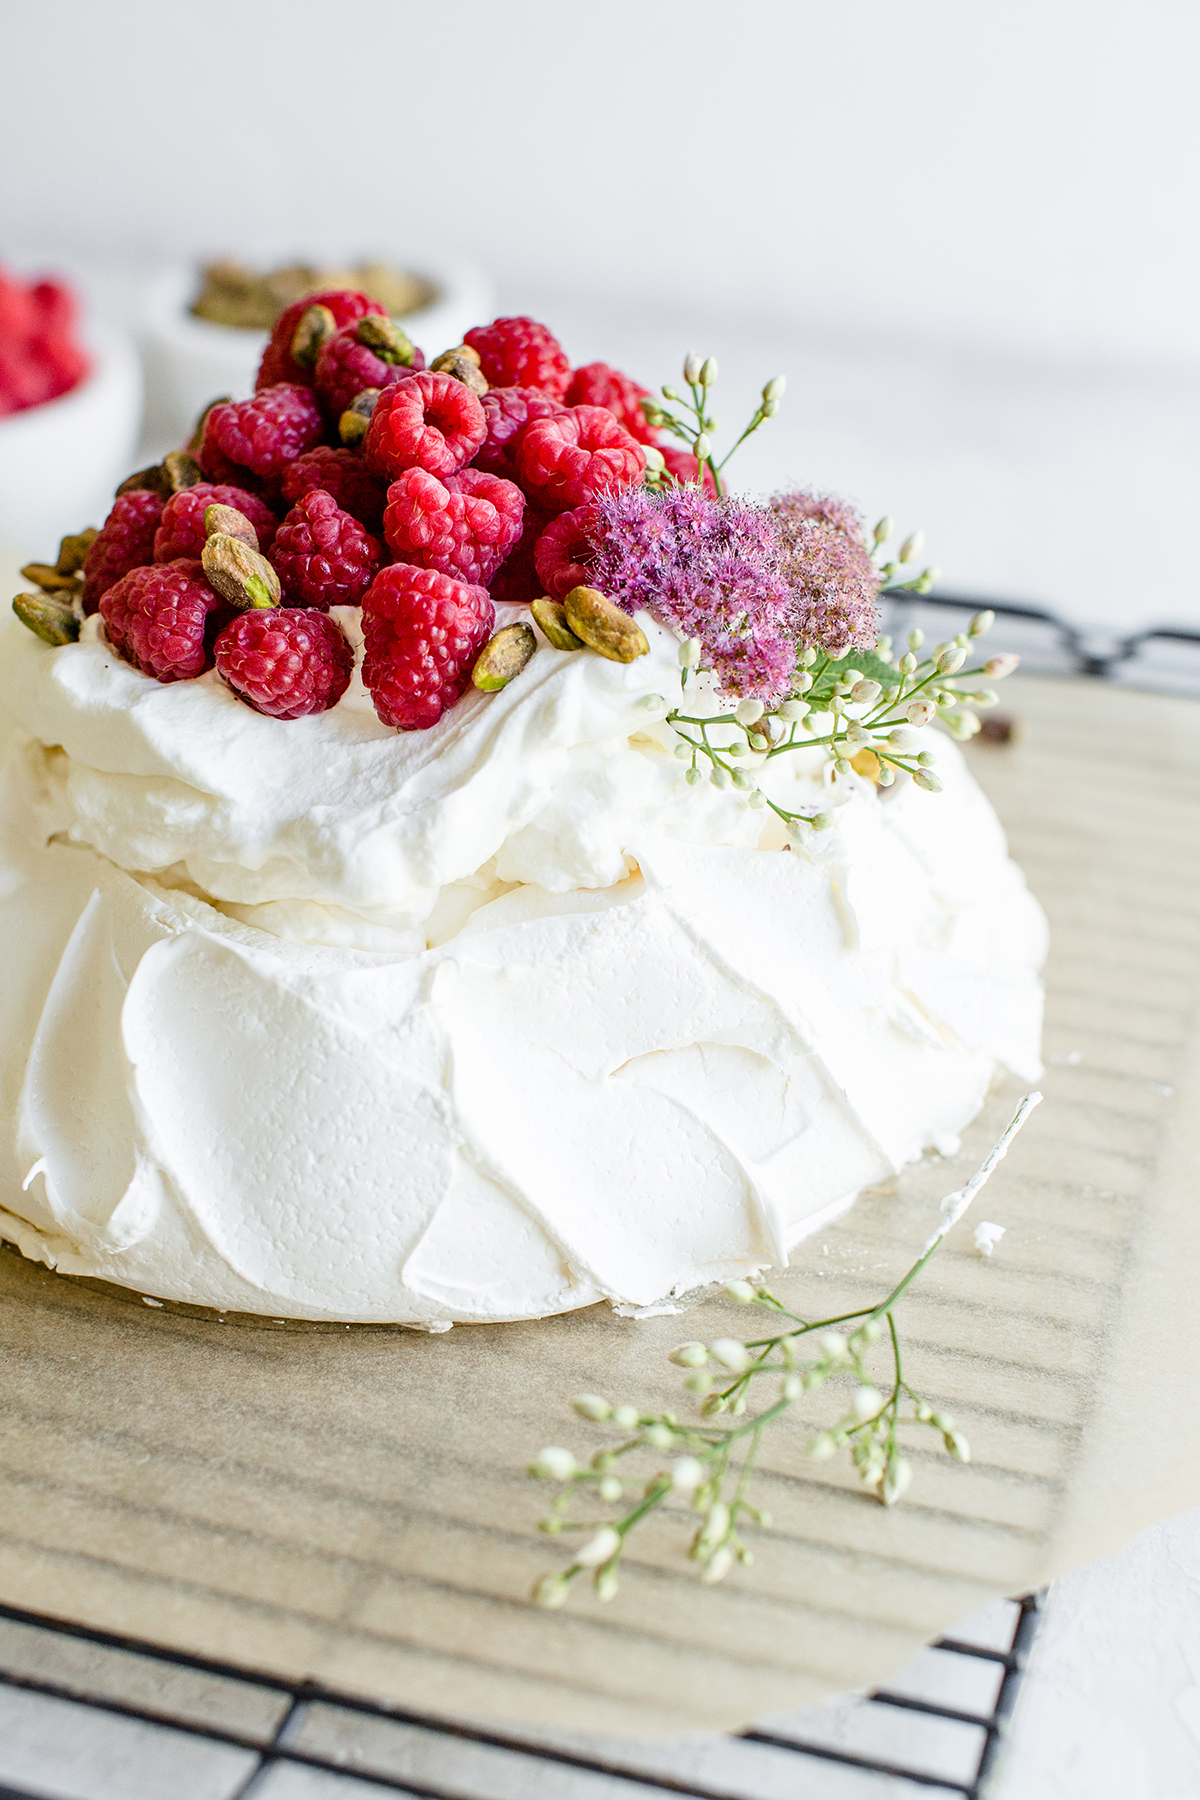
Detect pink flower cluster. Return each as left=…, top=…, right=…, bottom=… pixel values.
left=586, top=484, right=882, bottom=701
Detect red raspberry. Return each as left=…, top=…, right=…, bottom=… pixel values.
left=313, top=324, right=425, bottom=419
left=383, top=466, right=525, bottom=587
left=534, top=504, right=600, bottom=599
left=255, top=288, right=385, bottom=391
left=363, top=373, right=486, bottom=481
left=202, top=383, right=324, bottom=483
left=81, top=490, right=164, bottom=613
left=474, top=386, right=566, bottom=480
left=268, top=489, right=384, bottom=609
left=488, top=503, right=552, bottom=606
left=281, top=446, right=387, bottom=535
left=215, top=607, right=354, bottom=719
left=99, top=560, right=229, bottom=683
left=463, top=317, right=570, bottom=399
left=154, top=483, right=278, bottom=563
left=362, top=563, right=494, bottom=730
left=660, top=445, right=717, bottom=494
left=565, top=363, right=657, bottom=443
left=516, top=406, right=646, bottom=513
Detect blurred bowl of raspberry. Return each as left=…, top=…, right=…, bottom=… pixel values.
left=143, top=244, right=492, bottom=441
left=0, top=263, right=142, bottom=554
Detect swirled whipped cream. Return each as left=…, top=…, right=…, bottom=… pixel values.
left=0, top=600, right=1046, bottom=1324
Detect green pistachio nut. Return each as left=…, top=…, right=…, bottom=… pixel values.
left=13, top=591, right=80, bottom=645
left=162, top=449, right=203, bottom=493
left=359, top=314, right=418, bottom=367
left=202, top=503, right=259, bottom=550
left=338, top=388, right=381, bottom=447
left=54, top=529, right=99, bottom=577
left=290, top=303, right=337, bottom=370
left=563, top=586, right=649, bottom=663
left=20, top=560, right=78, bottom=594
left=472, top=622, right=537, bottom=691
left=530, top=596, right=584, bottom=652
left=201, top=535, right=280, bottom=609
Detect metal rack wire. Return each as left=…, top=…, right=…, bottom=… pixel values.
left=0, top=1593, right=1043, bottom=1799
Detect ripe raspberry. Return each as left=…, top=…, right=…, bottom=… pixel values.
left=474, top=386, right=566, bottom=480
left=383, top=466, right=525, bottom=587
left=215, top=607, right=354, bottom=719
left=516, top=406, right=646, bottom=513
left=153, top=483, right=278, bottom=563
left=280, top=446, right=387, bottom=534
left=362, top=563, right=494, bottom=730
left=313, top=324, right=426, bottom=419
left=487, top=503, right=552, bottom=606
left=565, top=363, right=657, bottom=443
left=534, top=503, right=600, bottom=599
left=268, top=489, right=384, bottom=609
left=81, top=490, right=164, bottom=612
left=99, top=559, right=229, bottom=683
left=363, top=373, right=486, bottom=481
left=255, top=288, right=385, bottom=391
left=464, top=317, right=570, bottom=399
left=202, top=383, right=324, bottom=483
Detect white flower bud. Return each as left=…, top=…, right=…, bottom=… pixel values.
left=899, top=652, right=917, bottom=676
left=850, top=679, right=881, bottom=705
left=671, top=1456, right=705, bottom=1492
left=936, top=646, right=966, bottom=675
left=908, top=628, right=925, bottom=651
left=973, top=687, right=999, bottom=707
left=946, top=1430, right=972, bottom=1462
left=985, top=653, right=1020, bottom=678
left=731, top=769, right=756, bottom=790
left=852, top=1385, right=883, bottom=1420
left=882, top=1457, right=913, bottom=1505
left=642, top=444, right=665, bottom=473
left=673, top=742, right=691, bottom=761
left=724, top=1279, right=758, bottom=1302
left=694, top=433, right=712, bottom=460
left=663, top=383, right=682, bottom=401
left=594, top=1566, right=620, bottom=1602
left=785, top=816, right=810, bottom=839
left=643, top=1422, right=674, bottom=1449
left=572, top=1394, right=611, bottom=1421
left=614, top=1404, right=644, bottom=1432
left=819, top=1331, right=848, bottom=1358
left=783, top=1372, right=803, bottom=1400
left=576, top=1526, right=621, bottom=1567
left=913, top=769, right=943, bottom=792
left=685, top=767, right=702, bottom=787
left=877, top=765, right=895, bottom=787
left=598, top=1476, right=623, bottom=1502
left=682, top=353, right=702, bottom=384
left=701, top=1545, right=735, bottom=1583
left=531, top=1446, right=577, bottom=1481
left=669, top=1341, right=708, bottom=1367
left=929, top=1411, right=954, bottom=1431
left=812, top=811, right=835, bottom=831
left=697, top=1501, right=730, bottom=1546
left=678, top=636, right=702, bottom=667
left=833, top=757, right=852, bottom=777
left=533, top=1574, right=569, bottom=1608
left=761, top=398, right=779, bottom=416
left=898, top=530, right=924, bottom=564
left=748, top=789, right=767, bottom=809
left=872, top=516, right=894, bottom=546
left=808, top=1432, right=837, bottom=1460
left=640, top=693, right=665, bottom=710
left=969, top=609, right=995, bottom=637
left=763, top=374, right=787, bottom=403
left=699, top=356, right=718, bottom=386
left=735, top=698, right=765, bottom=725
left=710, top=765, right=730, bottom=789
left=709, top=1337, right=751, bottom=1373
left=683, top=1370, right=714, bottom=1393
left=888, top=726, right=919, bottom=750
left=906, top=700, right=936, bottom=726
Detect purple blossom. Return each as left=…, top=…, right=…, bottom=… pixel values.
left=768, top=489, right=881, bottom=655
left=588, top=487, right=795, bottom=699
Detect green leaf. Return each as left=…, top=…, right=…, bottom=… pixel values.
left=832, top=648, right=898, bottom=687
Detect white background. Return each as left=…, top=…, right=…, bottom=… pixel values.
left=3, top=0, right=1200, bottom=627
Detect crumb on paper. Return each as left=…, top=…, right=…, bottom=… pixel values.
left=1049, top=1050, right=1082, bottom=1066
left=973, top=1221, right=1006, bottom=1257
left=612, top=1302, right=683, bottom=1319
left=141, top=1295, right=164, bottom=1307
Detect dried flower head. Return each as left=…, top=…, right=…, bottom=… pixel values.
left=769, top=488, right=882, bottom=655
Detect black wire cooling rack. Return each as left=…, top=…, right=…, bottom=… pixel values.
left=0, top=1593, right=1043, bottom=1800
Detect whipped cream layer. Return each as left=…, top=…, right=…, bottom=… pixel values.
left=0, top=603, right=1046, bottom=1323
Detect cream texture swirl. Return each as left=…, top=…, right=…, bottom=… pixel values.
left=0, top=602, right=1046, bottom=1323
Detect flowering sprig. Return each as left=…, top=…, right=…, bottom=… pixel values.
left=649, top=609, right=1019, bottom=841
left=640, top=352, right=785, bottom=499
left=528, top=1093, right=1042, bottom=1610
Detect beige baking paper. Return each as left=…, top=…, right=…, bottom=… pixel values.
left=0, top=674, right=1197, bottom=1736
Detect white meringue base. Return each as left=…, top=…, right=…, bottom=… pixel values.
left=0, top=667, right=1045, bottom=1324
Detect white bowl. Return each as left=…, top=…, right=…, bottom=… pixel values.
left=141, top=245, right=495, bottom=445
left=0, top=325, right=143, bottom=560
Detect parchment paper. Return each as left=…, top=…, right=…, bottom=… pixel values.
left=0, top=673, right=1197, bottom=1735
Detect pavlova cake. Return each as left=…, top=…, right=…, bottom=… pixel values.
left=0, top=299, right=1045, bottom=1325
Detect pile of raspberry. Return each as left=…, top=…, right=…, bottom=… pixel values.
left=72, top=302, right=667, bottom=728
left=0, top=265, right=91, bottom=416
